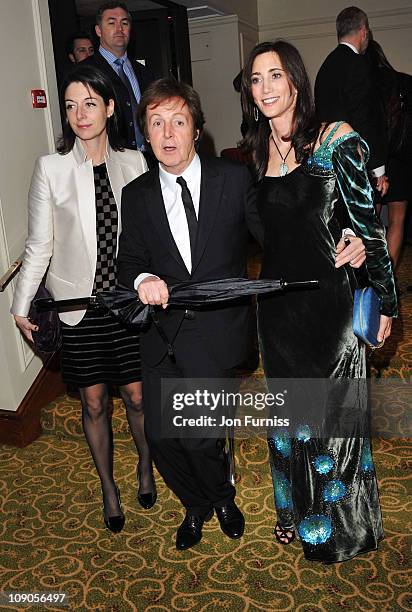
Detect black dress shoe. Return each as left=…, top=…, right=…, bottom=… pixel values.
left=176, top=510, right=214, bottom=550
left=215, top=502, right=244, bottom=539
left=103, top=487, right=125, bottom=533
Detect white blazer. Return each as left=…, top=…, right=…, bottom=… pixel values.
left=12, top=138, right=147, bottom=325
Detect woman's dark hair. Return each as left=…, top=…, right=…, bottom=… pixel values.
left=366, top=40, right=404, bottom=149
left=137, top=78, right=205, bottom=139
left=241, top=40, right=320, bottom=181
left=366, top=39, right=395, bottom=71
left=57, top=63, right=123, bottom=154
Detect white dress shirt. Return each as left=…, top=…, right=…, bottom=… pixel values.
left=340, top=41, right=359, bottom=54
left=135, top=154, right=201, bottom=288
left=339, top=42, right=384, bottom=177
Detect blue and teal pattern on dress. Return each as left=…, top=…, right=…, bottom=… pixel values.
left=313, top=454, right=335, bottom=475
left=272, top=469, right=293, bottom=511
left=306, top=120, right=343, bottom=173
left=295, top=424, right=311, bottom=442
left=360, top=439, right=374, bottom=473
left=268, top=433, right=291, bottom=458
left=323, top=479, right=347, bottom=502
left=298, top=514, right=333, bottom=545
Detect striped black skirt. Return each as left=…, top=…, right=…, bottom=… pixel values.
left=60, top=306, right=141, bottom=387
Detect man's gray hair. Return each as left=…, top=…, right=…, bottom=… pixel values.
left=336, top=6, right=368, bottom=40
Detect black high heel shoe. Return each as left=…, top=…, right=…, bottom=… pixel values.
left=103, top=486, right=125, bottom=533
left=137, top=464, right=157, bottom=510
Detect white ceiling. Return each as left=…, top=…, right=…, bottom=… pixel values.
left=75, top=0, right=227, bottom=18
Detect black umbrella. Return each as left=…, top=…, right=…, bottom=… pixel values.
left=35, top=277, right=318, bottom=326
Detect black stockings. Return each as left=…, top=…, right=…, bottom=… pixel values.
left=80, top=384, right=119, bottom=515
left=80, top=382, right=154, bottom=517
left=119, top=382, right=155, bottom=495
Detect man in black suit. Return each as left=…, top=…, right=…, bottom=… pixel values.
left=117, top=79, right=262, bottom=550
left=86, top=1, right=154, bottom=150
left=315, top=6, right=388, bottom=195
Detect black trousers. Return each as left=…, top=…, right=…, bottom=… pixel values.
left=142, top=317, right=236, bottom=515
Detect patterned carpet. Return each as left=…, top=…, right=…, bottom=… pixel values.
left=0, top=247, right=411, bottom=612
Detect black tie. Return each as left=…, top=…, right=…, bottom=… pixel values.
left=114, top=58, right=144, bottom=149
left=176, top=176, right=198, bottom=265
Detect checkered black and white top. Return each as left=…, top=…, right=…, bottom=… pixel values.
left=93, top=163, right=118, bottom=292
left=60, top=162, right=141, bottom=388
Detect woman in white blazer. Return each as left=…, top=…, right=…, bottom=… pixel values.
left=12, top=64, right=156, bottom=533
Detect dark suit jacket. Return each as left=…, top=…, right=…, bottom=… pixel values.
left=315, top=44, right=387, bottom=170
left=85, top=51, right=155, bottom=149
left=117, top=156, right=263, bottom=368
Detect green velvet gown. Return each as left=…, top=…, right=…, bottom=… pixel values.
left=257, top=123, right=397, bottom=563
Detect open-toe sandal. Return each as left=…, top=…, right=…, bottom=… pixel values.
left=274, top=522, right=296, bottom=545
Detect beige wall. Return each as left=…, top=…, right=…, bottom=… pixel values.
left=0, top=0, right=59, bottom=411
left=258, top=1, right=412, bottom=84
left=210, top=0, right=258, bottom=27
left=189, top=15, right=258, bottom=154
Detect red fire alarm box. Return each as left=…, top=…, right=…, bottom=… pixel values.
left=31, top=89, right=47, bottom=108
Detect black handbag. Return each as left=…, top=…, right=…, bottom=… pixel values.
left=28, top=284, right=62, bottom=353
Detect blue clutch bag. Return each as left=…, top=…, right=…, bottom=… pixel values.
left=353, top=286, right=383, bottom=349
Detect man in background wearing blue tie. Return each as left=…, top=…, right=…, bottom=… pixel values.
left=86, top=1, right=155, bottom=151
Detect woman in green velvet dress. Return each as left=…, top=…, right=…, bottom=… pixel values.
left=241, top=41, right=397, bottom=563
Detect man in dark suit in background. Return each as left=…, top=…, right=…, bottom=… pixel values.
left=86, top=1, right=155, bottom=150
left=66, top=31, right=94, bottom=64
left=315, top=6, right=388, bottom=196
left=117, top=79, right=263, bottom=550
